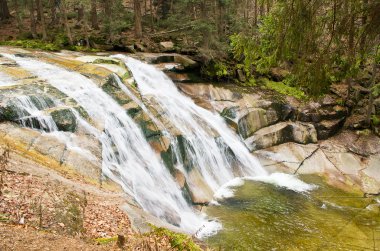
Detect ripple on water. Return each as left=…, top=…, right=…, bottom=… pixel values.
left=205, top=175, right=380, bottom=250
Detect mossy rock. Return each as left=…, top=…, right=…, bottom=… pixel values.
left=136, top=117, right=162, bottom=140
left=175, top=135, right=196, bottom=172
left=0, top=105, right=19, bottom=122
left=161, top=145, right=176, bottom=174
left=101, top=76, right=132, bottom=105
left=74, top=106, right=90, bottom=120
left=28, top=95, right=55, bottom=110
left=93, top=58, right=120, bottom=65
left=50, top=108, right=77, bottom=132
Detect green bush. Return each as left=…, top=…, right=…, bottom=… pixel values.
left=0, top=40, right=61, bottom=51
left=150, top=225, right=202, bottom=251
left=263, top=78, right=307, bottom=100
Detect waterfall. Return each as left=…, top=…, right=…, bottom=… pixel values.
left=8, top=94, right=97, bottom=162
left=115, top=56, right=268, bottom=193
left=2, top=54, right=215, bottom=236
left=2, top=53, right=315, bottom=237
left=11, top=95, right=58, bottom=132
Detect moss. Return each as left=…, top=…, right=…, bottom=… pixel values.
left=161, top=145, right=176, bottom=174
left=0, top=214, right=9, bottom=222
left=50, top=109, right=77, bottom=132
left=95, top=236, right=118, bottom=245
left=136, top=118, right=162, bottom=140
left=67, top=45, right=100, bottom=53
left=220, top=106, right=238, bottom=120
left=101, top=77, right=132, bottom=105
left=242, top=78, right=257, bottom=87
left=93, top=58, right=120, bottom=65
left=126, top=107, right=141, bottom=118
left=356, top=129, right=371, bottom=136
left=0, top=105, right=19, bottom=122
left=371, top=115, right=380, bottom=126
left=74, top=106, right=90, bottom=120
left=262, top=78, right=307, bottom=100
left=0, top=40, right=61, bottom=51
left=122, top=71, right=130, bottom=80
left=0, top=39, right=100, bottom=52
left=149, top=225, right=202, bottom=251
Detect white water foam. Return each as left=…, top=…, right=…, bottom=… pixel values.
left=0, top=71, right=17, bottom=87
left=114, top=55, right=267, bottom=192
left=115, top=55, right=316, bottom=197
left=247, top=173, right=317, bottom=192
left=2, top=53, right=217, bottom=237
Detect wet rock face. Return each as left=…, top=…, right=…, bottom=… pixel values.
left=244, top=122, right=318, bottom=151
left=50, top=108, right=77, bottom=132
left=254, top=131, right=380, bottom=194
left=0, top=105, right=19, bottom=122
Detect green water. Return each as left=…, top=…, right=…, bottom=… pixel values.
left=205, top=176, right=380, bottom=251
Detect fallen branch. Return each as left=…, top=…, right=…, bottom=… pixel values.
left=293, top=146, right=320, bottom=174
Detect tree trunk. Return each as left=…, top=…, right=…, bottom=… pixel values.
left=60, top=0, right=73, bottom=45
left=0, top=0, right=11, bottom=20
left=37, top=0, right=47, bottom=40
left=83, top=12, right=90, bottom=48
left=49, top=0, right=59, bottom=26
left=29, top=0, right=38, bottom=38
left=103, top=0, right=113, bottom=42
left=366, top=38, right=379, bottom=125
left=90, top=0, right=99, bottom=29
left=36, top=0, right=41, bottom=21
left=149, top=0, right=153, bottom=30
left=253, top=0, right=257, bottom=25
left=14, top=0, right=23, bottom=31
left=259, top=1, right=264, bottom=17
left=134, top=0, right=142, bottom=38
left=348, top=1, right=355, bottom=58
left=360, top=0, right=368, bottom=60
left=76, top=4, right=84, bottom=23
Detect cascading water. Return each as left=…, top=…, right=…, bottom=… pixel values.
left=11, top=95, right=58, bottom=132
left=8, top=94, right=97, bottom=161
left=0, top=71, right=16, bottom=87
left=115, top=56, right=268, bottom=191
left=2, top=53, right=216, bottom=236
left=115, top=55, right=316, bottom=198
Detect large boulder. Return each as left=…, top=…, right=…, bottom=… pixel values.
left=314, top=118, right=345, bottom=139
left=184, top=168, right=214, bottom=205
left=237, top=108, right=269, bottom=139
left=50, top=108, right=77, bottom=132
left=159, top=41, right=175, bottom=52
left=245, top=122, right=317, bottom=151
left=0, top=104, right=19, bottom=122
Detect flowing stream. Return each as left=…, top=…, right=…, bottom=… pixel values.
left=11, top=95, right=58, bottom=132
left=116, top=56, right=267, bottom=190
left=0, top=71, right=16, bottom=87
left=2, top=53, right=316, bottom=237
left=115, top=55, right=314, bottom=198
left=2, top=53, right=215, bottom=235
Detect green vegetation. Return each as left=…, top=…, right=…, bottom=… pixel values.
left=0, top=40, right=60, bottom=51
left=372, top=115, right=380, bottom=126
left=150, top=225, right=202, bottom=251
left=0, top=214, right=9, bottom=222
left=0, top=39, right=100, bottom=52
left=263, top=79, right=307, bottom=100
left=95, top=236, right=118, bottom=245
left=229, top=1, right=379, bottom=97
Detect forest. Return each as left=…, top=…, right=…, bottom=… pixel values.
left=0, top=0, right=379, bottom=95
